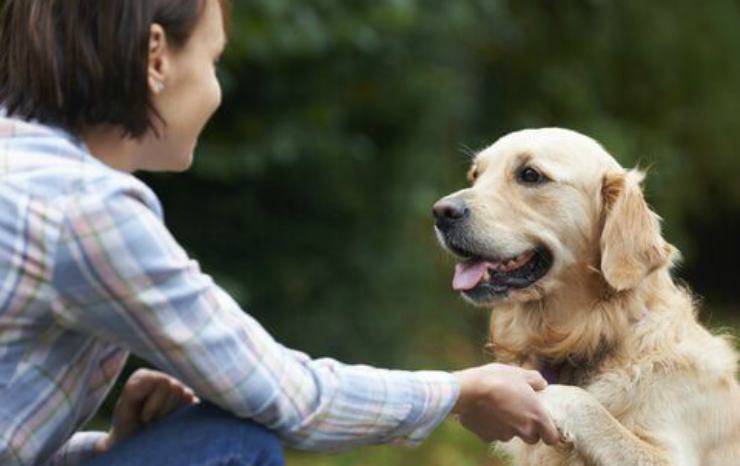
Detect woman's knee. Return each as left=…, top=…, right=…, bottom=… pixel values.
left=225, top=418, right=284, bottom=466
left=194, top=403, right=285, bottom=466
left=86, top=401, right=286, bottom=466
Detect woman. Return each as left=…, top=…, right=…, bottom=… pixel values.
left=0, top=1, right=560, bottom=465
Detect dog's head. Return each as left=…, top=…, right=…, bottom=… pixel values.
left=434, top=128, right=675, bottom=307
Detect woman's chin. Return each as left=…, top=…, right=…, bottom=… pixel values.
left=140, top=152, right=193, bottom=173
left=162, top=146, right=196, bottom=172
left=173, top=151, right=194, bottom=172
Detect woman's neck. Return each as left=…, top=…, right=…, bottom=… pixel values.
left=81, top=125, right=142, bottom=173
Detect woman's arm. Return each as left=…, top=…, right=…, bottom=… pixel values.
left=50, top=184, right=458, bottom=451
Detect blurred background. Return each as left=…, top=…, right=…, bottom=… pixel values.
left=101, top=1, right=739, bottom=464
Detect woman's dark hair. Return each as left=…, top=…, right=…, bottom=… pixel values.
left=0, top=0, right=230, bottom=138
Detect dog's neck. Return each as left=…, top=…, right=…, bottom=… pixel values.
left=488, top=263, right=673, bottom=378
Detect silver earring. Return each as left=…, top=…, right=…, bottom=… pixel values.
left=154, top=80, right=165, bottom=93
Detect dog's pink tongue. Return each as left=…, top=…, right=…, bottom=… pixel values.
left=453, top=260, right=490, bottom=291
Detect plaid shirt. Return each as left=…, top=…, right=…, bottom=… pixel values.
left=0, top=114, right=459, bottom=466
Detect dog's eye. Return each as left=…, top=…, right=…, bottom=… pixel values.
left=517, top=166, right=547, bottom=185
left=467, top=166, right=480, bottom=183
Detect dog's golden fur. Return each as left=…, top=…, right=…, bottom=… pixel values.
left=437, top=128, right=739, bottom=465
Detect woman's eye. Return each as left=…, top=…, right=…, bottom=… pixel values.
left=517, top=166, right=547, bottom=185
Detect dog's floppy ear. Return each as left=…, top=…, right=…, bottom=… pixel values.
left=599, top=169, right=675, bottom=291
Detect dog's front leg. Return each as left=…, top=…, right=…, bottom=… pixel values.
left=539, top=385, right=675, bottom=466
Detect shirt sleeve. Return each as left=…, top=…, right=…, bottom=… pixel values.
left=46, top=431, right=106, bottom=466
left=49, top=184, right=459, bottom=451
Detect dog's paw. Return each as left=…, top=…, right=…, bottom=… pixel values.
left=538, top=385, right=598, bottom=443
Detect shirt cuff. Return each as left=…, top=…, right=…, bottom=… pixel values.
left=392, top=370, right=460, bottom=446
left=47, top=431, right=107, bottom=466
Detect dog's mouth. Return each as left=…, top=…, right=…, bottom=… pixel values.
left=451, top=246, right=553, bottom=301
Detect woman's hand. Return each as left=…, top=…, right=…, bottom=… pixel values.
left=452, top=363, right=561, bottom=445
left=97, top=368, right=199, bottom=453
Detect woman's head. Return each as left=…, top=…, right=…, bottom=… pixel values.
left=0, top=0, right=230, bottom=171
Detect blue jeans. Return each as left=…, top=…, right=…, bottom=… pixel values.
left=82, top=402, right=285, bottom=466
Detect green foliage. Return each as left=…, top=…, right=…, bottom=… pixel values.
left=141, top=0, right=740, bottom=365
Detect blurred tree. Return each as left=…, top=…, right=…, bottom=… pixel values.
left=138, top=0, right=739, bottom=370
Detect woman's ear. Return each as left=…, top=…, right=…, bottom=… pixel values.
left=147, top=24, right=169, bottom=95
left=599, top=169, right=676, bottom=291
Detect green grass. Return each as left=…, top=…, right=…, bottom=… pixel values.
left=285, top=420, right=509, bottom=466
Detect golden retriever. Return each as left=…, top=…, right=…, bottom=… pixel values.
left=433, top=128, right=739, bottom=465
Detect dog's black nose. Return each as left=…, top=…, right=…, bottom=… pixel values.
left=433, top=197, right=469, bottom=229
